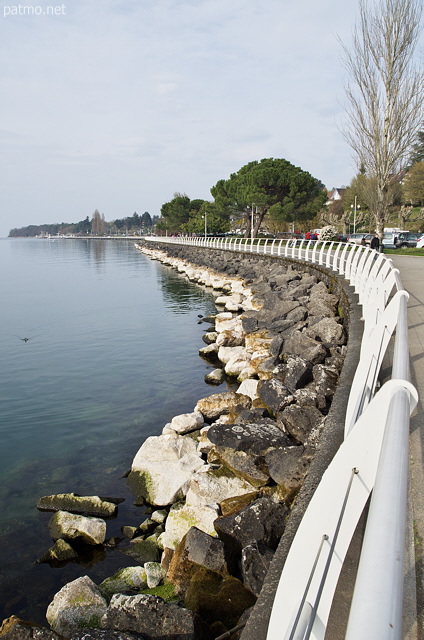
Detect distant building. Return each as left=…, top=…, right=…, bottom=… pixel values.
left=326, top=187, right=347, bottom=205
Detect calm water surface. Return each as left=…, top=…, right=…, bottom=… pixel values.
left=0, top=238, right=222, bottom=624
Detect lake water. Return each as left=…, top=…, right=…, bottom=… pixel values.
left=0, top=238, right=223, bottom=624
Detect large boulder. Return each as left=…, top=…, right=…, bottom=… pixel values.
left=224, top=352, right=252, bottom=377
left=281, top=330, right=327, bottom=365
left=257, top=379, right=293, bottom=415
left=195, top=392, right=251, bottom=422
left=304, top=317, right=346, bottom=345
left=169, top=411, right=204, bottom=435
left=36, top=539, right=78, bottom=565
left=121, top=536, right=161, bottom=564
left=48, top=511, right=106, bottom=545
left=184, top=568, right=256, bottom=631
left=215, top=294, right=244, bottom=312
left=0, top=617, right=62, bottom=639
left=265, top=445, right=310, bottom=500
left=244, top=330, right=273, bottom=355
left=167, top=527, right=233, bottom=595
left=214, top=313, right=241, bottom=334
left=277, top=355, right=313, bottom=391
left=214, top=496, right=288, bottom=553
left=277, top=404, right=324, bottom=444
left=312, top=364, right=339, bottom=401
left=215, top=330, right=244, bottom=347
left=217, top=345, right=248, bottom=365
left=307, top=283, right=339, bottom=317
left=236, top=379, right=260, bottom=401
left=204, top=368, right=226, bottom=385
left=46, top=576, right=108, bottom=638
left=98, top=567, right=147, bottom=599
left=100, top=593, right=211, bottom=640
left=240, top=542, right=275, bottom=597
left=199, top=343, right=219, bottom=360
left=202, top=331, right=218, bottom=345
left=37, top=493, right=118, bottom=517
left=159, top=502, right=220, bottom=551
left=144, top=562, right=166, bottom=588
left=128, top=434, right=204, bottom=506
left=206, top=422, right=293, bottom=486
left=265, top=445, right=306, bottom=485
left=185, top=465, right=257, bottom=507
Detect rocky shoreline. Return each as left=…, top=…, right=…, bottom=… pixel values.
left=1, top=242, right=351, bottom=640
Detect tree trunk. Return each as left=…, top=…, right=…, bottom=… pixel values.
left=253, top=210, right=267, bottom=239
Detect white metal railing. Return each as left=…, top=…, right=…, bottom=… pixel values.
left=141, top=235, right=417, bottom=640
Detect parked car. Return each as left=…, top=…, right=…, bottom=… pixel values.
left=394, top=232, right=422, bottom=248
left=347, top=233, right=372, bottom=245
left=381, top=232, right=399, bottom=249
left=416, top=235, right=424, bottom=248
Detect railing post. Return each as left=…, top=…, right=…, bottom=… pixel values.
left=331, top=242, right=342, bottom=271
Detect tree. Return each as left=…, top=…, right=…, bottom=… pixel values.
left=183, top=201, right=230, bottom=235
left=340, top=0, right=423, bottom=237
left=141, top=211, right=153, bottom=229
left=75, top=216, right=91, bottom=234
left=409, top=128, right=424, bottom=165
left=91, top=209, right=105, bottom=235
left=156, top=193, right=191, bottom=234
left=404, top=160, right=424, bottom=205
left=211, top=158, right=326, bottom=238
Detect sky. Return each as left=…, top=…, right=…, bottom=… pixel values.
left=0, top=0, right=368, bottom=236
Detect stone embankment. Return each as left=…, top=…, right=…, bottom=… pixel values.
left=0, top=241, right=362, bottom=640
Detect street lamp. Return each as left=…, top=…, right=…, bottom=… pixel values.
left=251, top=204, right=256, bottom=241
left=351, top=196, right=360, bottom=234
left=202, top=213, right=207, bottom=239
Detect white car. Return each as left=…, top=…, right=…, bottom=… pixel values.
left=416, top=235, right=424, bottom=248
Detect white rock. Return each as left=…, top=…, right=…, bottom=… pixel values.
left=98, top=567, right=147, bottom=598
left=170, top=411, right=204, bottom=434
left=132, top=433, right=197, bottom=468
left=131, top=434, right=205, bottom=505
left=210, top=276, right=228, bottom=290
left=244, top=331, right=273, bottom=354
left=198, top=426, right=213, bottom=454
left=215, top=315, right=244, bottom=336
left=48, top=511, right=106, bottom=545
left=186, top=466, right=257, bottom=507
left=144, top=562, right=165, bottom=588
left=215, top=294, right=243, bottom=310
left=46, top=575, right=107, bottom=638
left=218, top=345, right=248, bottom=364
left=225, top=352, right=252, bottom=377
left=199, top=343, right=219, bottom=357
left=162, top=423, right=177, bottom=435
left=158, top=502, right=220, bottom=550
left=236, top=379, right=260, bottom=400
left=225, top=300, right=243, bottom=312
left=151, top=509, right=168, bottom=524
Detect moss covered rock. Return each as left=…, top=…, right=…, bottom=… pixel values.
left=98, top=567, right=147, bottom=600
left=184, top=568, right=256, bottom=630
left=46, top=575, right=107, bottom=637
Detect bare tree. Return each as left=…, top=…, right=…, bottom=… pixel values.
left=340, top=0, right=423, bottom=236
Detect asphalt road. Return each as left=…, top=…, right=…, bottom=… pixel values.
left=390, top=254, right=424, bottom=640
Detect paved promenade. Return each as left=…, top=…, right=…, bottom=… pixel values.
left=390, top=255, right=424, bottom=640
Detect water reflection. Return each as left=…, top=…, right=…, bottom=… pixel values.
left=0, top=238, right=222, bottom=625
left=158, top=271, right=216, bottom=313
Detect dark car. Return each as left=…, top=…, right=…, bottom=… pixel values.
left=395, top=232, right=421, bottom=248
